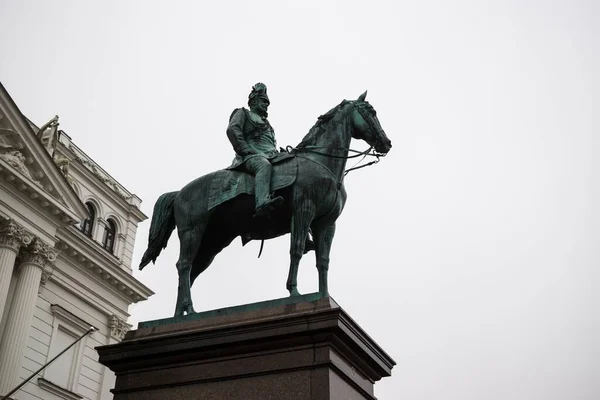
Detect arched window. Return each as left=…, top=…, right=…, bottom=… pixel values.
left=102, top=219, right=116, bottom=253
left=81, top=203, right=95, bottom=237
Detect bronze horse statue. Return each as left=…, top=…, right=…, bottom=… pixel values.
left=139, top=92, right=392, bottom=316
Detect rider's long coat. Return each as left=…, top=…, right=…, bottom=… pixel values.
left=226, top=108, right=278, bottom=170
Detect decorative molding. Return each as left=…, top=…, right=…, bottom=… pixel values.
left=0, top=219, right=33, bottom=252
left=108, top=314, right=131, bottom=341
left=0, top=157, right=80, bottom=224
left=50, top=304, right=94, bottom=333
left=37, top=377, right=83, bottom=400
left=39, top=266, right=54, bottom=294
left=68, top=143, right=133, bottom=202
left=96, top=217, right=107, bottom=228
left=57, top=236, right=152, bottom=304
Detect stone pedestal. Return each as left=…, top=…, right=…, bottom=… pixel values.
left=97, top=294, right=395, bottom=400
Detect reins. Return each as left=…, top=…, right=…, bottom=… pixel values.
left=285, top=145, right=384, bottom=177
left=343, top=153, right=381, bottom=176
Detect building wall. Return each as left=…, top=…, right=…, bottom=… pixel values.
left=0, top=85, right=152, bottom=400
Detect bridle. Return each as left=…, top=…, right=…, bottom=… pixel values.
left=286, top=101, right=387, bottom=176
left=353, top=100, right=388, bottom=155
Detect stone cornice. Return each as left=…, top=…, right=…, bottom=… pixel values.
left=0, top=157, right=82, bottom=225
left=47, top=265, right=133, bottom=323
left=58, top=135, right=146, bottom=221
left=56, top=227, right=153, bottom=305
left=64, top=152, right=147, bottom=223
left=0, top=83, right=88, bottom=222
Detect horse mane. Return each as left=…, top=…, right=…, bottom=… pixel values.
left=297, top=100, right=350, bottom=148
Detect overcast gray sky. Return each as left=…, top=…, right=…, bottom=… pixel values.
left=1, top=1, right=597, bottom=399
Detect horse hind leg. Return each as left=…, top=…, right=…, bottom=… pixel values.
left=189, top=233, right=236, bottom=287
left=174, top=226, right=204, bottom=316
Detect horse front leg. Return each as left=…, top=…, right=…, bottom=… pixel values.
left=287, top=200, right=315, bottom=296
left=313, top=223, right=336, bottom=296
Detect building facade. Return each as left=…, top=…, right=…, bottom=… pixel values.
left=0, top=82, right=153, bottom=400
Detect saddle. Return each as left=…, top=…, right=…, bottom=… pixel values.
left=208, top=152, right=297, bottom=211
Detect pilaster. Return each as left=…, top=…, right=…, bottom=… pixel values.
left=99, top=314, right=130, bottom=398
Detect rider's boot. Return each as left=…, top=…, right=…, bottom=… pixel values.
left=253, top=162, right=283, bottom=218
left=254, top=195, right=284, bottom=218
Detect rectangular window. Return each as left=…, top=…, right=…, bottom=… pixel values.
left=45, top=326, right=77, bottom=388
left=39, top=305, right=92, bottom=398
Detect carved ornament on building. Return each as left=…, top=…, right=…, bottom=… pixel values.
left=53, top=153, right=75, bottom=188
left=108, top=314, right=131, bottom=341
left=0, top=219, right=33, bottom=252
left=39, top=267, right=54, bottom=294
left=68, top=144, right=132, bottom=201
left=19, top=238, right=57, bottom=269
left=0, top=127, right=43, bottom=187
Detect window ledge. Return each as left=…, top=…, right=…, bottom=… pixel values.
left=37, top=378, right=83, bottom=400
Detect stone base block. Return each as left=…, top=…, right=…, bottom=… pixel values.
left=97, top=294, right=395, bottom=400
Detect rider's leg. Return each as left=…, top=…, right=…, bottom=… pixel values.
left=245, top=156, right=283, bottom=214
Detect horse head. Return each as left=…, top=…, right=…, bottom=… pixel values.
left=350, top=91, right=392, bottom=155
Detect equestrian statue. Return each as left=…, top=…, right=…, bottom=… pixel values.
left=139, top=84, right=392, bottom=316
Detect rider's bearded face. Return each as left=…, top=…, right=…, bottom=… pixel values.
left=251, top=97, right=269, bottom=118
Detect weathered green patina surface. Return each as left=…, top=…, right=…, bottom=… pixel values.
left=208, top=153, right=296, bottom=210
left=226, top=83, right=283, bottom=218
left=139, top=86, right=392, bottom=316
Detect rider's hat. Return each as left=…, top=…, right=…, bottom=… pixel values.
left=248, top=83, right=270, bottom=106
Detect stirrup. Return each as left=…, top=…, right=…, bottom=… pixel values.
left=254, top=196, right=284, bottom=218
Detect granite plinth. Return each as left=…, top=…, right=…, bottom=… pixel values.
left=96, top=294, right=395, bottom=400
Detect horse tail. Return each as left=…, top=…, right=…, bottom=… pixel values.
left=139, top=191, right=178, bottom=270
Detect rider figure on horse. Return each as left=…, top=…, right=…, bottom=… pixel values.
left=227, top=83, right=315, bottom=252
left=226, top=83, right=284, bottom=218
